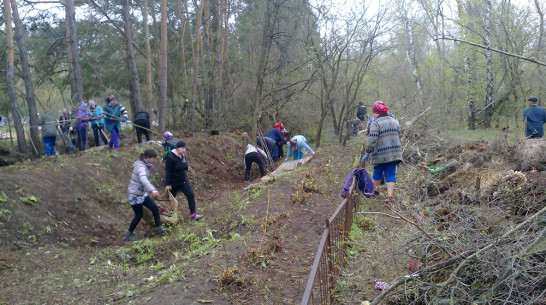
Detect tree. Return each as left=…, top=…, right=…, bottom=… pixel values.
left=10, top=0, right=41, bottom=154
left=65, top=0, right=84, bottom=105
left=158, top=0, right=168, bottom=131
left=3, top=0, right=28, bottom=154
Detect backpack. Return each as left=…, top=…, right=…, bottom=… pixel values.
left=134, top=111, right=150, bottom=124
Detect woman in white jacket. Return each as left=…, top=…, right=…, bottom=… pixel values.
left=244, top=144, right=268, bottom=181
left=124, top=149, right=168, bottom=241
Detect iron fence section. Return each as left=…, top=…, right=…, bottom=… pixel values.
left=301, top=178, right=356, bottom=305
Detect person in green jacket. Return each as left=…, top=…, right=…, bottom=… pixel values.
left=37, top=109, right=58, bottom=156
left=103, top=95, right=128, bottom=149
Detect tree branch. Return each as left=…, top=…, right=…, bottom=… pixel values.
left=434, top=36, right=546, bottom=67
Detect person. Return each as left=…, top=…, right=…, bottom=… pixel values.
left=134, top=110, right=151, bottom=144
left=165, top=141, right=203, bottom=221
left=88, top=100, right=108, bottom=147
left=266, top=124, right=288, bottom=161
left=356, top=102, right=367, bottom=121
left=124, top=149, right=169, bottom=241
left=362, top=101, right=402, bottom=203
left=103, top=95, right=128, bottom=150
left=37, top=109, right=57, bottom=156
left=523, top=97, right=545, bottom=139
left=74, top=103, right=90, bottom=151
left=161, top=131, right=179, bottom=161
left=256, top=136, right=275, bottom=163
left=244, top=143, right=268, bottom=181
left=58, top=108, right=76, bottom=153
left=272, top=122, right=289, bottom=158
left=285, top=135, right=315, bottom=161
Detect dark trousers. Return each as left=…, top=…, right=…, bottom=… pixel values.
left=128, top=196, right=161, bottom=232
left=76, top=126, right=87, bottom=151
left=135, top=122, right=150, bottom=144
left=245, top=152, right=266, bottom=181
left=170, top=180, right=196, bottom=214
left=277, top=143, right=284, bottom=158
left=92, top=124, right=108, bottom=146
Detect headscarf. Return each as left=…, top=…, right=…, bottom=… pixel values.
left=372, top=101, right=388, bottom=114
left=273, top=121, right=283, bottom=130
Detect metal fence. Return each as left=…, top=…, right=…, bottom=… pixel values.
left=301, top=178, right=356, bottom=305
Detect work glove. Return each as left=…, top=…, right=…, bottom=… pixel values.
left=122, top=117, right=127, bottom=123
left=360, top=153, right=369, bottom=163
left=69, top=126, right=73, bottom=132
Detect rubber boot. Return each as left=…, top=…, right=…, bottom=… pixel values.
left=157, top=225, right=169, bottom=236
left=123, top=230, right=137, bottom=241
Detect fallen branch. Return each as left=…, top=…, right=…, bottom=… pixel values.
left=357, top=211, right=400, bottom=219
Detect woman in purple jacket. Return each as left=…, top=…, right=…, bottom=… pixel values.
left=74, top=103, right=90, bottom=151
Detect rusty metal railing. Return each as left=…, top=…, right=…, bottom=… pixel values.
left=301, top=178, right=356, bottom=305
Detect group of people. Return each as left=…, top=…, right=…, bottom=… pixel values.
left=36, top=95, right=155, bottom=156
left=244, top=121, right=316, bottom=181
left=124, top=136, right=203, bottom=241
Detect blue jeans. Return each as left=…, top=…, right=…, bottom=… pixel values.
left=76, top=126, right=87, bottom=151
left=42, top=136, right=56, bottom=156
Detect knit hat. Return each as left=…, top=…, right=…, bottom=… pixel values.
left=528, top=97, right=538, bottom=103
left=163, top=131, right=173, bottom=140
left=88, top=100, right=95, bottom=107
left=372, top=101, right=388, bottom=114
left=175, top=140, right=186, bottom=148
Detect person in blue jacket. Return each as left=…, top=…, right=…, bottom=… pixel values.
left=266, top=125, right=287, bottom=161
left=88, top=100, right=108, bottom=147
left=285, top=135, right=315, bottom=161
left=523, top=97, right=545, bottom=139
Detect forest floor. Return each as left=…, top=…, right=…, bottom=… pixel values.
left=0, top=130, right=544, bottom=304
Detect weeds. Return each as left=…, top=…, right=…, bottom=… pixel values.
left=218, top=266, right=246, bottom=288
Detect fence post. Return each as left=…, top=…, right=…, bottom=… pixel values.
left=343, top=195, right=352, bottom=251
left=325, top=218, right=335, bottom=303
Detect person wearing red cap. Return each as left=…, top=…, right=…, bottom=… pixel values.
left=362, top=101, right=402, bottom=203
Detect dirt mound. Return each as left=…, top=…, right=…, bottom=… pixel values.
left=512, top=138, right=546, bottom=171
left=0, top=133, right=244, bottom=251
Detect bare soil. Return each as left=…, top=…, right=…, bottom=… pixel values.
left=0, top=131, right=358, bottom=304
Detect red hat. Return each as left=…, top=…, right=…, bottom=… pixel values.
left=372, top=101, right=388, bottom=114
left=273, top=121, right=283, bottom=130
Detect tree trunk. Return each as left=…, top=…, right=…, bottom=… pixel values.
left=124, top=0, right=143, bottom=114
left=403, top=16, right=423, bottom=99
left=142, top=0, right=154, bottom=113
left=3, top=0, right=28, bottom=154
left=187, top=0, right=200, bottom=131
left=483, top=0, right=494, bottom=128
left=534, top=0, right=544, bottom=59
left=158, top=0, right=168, bottom=131
left=251, top=0, right=278, bottom=140
left=10, top=0, right=41, bottom=155
left=65, top=0, right=84, bottom=105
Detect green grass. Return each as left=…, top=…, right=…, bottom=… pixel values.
left=443, top=127, right=522, bottom=144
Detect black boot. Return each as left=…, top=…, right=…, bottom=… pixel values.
left=123, top=230, right=137, bottom=241
left=157, top=225, right=169, bottom=236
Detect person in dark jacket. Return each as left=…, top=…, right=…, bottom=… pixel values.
left=124, top=149, right=168, bottom=241
left=356, top=102, right=367, bottom=121
left=266, top=124, right=288, bottom=161
left=134, top=110, right=151, bottom=143
left=58, top=108, right=76, bottom=153
left=165, top=141, right=203, bottom=221
left=523, top=97, right=546, bottom=139
left=37, top=109, right=57, bottom=156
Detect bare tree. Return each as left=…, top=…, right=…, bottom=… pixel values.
left=142, top=0, right=154, bottom=114
left=3, top=0, right=28, bottom=154
left=65, top=0, right=84, bottom=105
left=158, top=0, right=168, bottom=131
left=10, top=0, right=41, bottom=154
left=123, top=0, right=143, bottom=113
